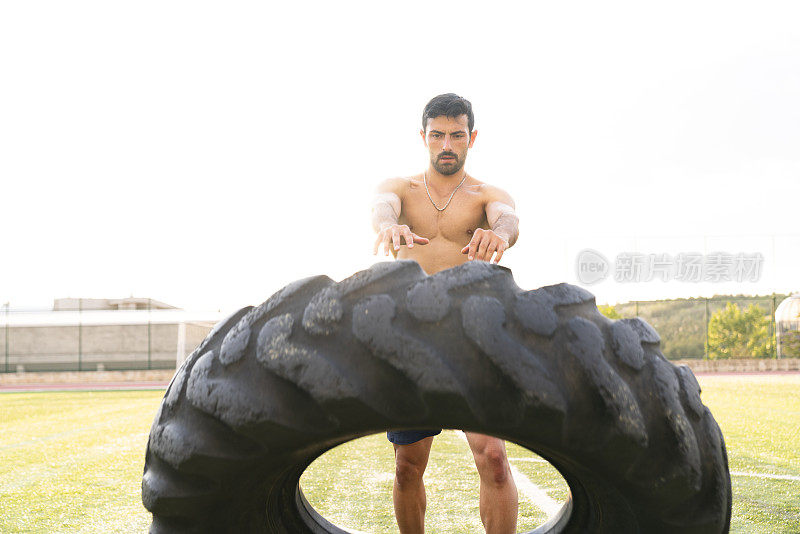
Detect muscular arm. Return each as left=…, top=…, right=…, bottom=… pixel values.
left=486, top=193, right=519, bottom=248
left=461, top=184, right=519, bottom=264
left=371, top=178, right=403, bottom=233
left=371, top=177, right=429, bottom=255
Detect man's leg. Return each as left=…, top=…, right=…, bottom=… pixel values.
left=392, top=436, right=435, bottom=534
left=464, top=431, right=518, bottom=534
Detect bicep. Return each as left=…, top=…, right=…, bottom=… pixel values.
left=484, top=186, right=517, bottom=227
left=373, top=177, right=406, bottom=217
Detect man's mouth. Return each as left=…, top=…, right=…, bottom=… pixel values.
left=439, top=154, right=457, bottom=162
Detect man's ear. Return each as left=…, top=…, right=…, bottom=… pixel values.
left=420, top=128, right=427, bottom=146
left=468, top=129, right=478, bottom=148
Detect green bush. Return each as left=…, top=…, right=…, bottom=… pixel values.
left=609, top=293, right=787, bottom=360
left=708, top=303, right=774, bottom=359
left=598, top=304, right=622, bottom=320
left=779, top=330, right=800, bottom=358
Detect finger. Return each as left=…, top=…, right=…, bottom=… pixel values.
left=383, top=235, right=392, bottom=256
left=373, top=233, right=385, bottom=255
left=468, top=236, right=480, bottom=260
left=485, top=242, right=498, bottom=263
left=392, top=229, right=401, bottom=250
left=493, top=245, right=506, bottom=264
left=413, top=233, right=430, bottom=244
left=476, top=236, right=490, bottom=261
left=403, top=229, right=415, bottom=248
left=391, top=230, right=400, bottom=250
left=469, top=229, right=484, bottom=259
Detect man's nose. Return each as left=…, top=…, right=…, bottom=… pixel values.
left=442, top=134, right=453, bottom=150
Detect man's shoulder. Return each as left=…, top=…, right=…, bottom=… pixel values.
left=375, top=176, right=414, bottom=197
left=475, top=181, right=515, bottom=208
left=474, top=180, right=508, bottom=196
left=387, top=175, right=414, bottom=184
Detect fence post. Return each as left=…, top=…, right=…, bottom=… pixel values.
left=147, top=298, right=152, bottom=370
left=4, top=302, right=9, bottom=373
left=176, top=321, right=186, bottom=368
left=78, top=298, right=83, bottom=372
left=771, top=294, right=777, bottom=359
left=704, top=298, right=709, bottom=360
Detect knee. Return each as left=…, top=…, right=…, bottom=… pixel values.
left=394, top=455, right=425, bottom=489
left=475, top=447, right=510, bottom=486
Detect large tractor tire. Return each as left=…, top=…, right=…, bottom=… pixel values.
left=142, top=260, right=732, bottom=533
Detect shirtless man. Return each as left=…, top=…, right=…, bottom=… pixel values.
left=371, top=93, right=520, bottom=534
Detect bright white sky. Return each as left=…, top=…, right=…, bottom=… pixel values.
left=2, top=1, right=799, bottom=312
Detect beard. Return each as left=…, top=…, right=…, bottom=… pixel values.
left=430, top=151, right=466, bottom=175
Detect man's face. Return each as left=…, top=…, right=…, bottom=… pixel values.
left=420, top=114, right=477, bottom=176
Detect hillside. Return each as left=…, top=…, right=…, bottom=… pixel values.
left=608, top=293, right=792, bottom=360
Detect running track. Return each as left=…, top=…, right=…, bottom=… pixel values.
left=0, top=381, right=170, bottom=393
left=2, top=370, right=797, bottom=393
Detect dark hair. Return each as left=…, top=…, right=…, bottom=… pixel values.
left=422, top=93, right=474, bottom=134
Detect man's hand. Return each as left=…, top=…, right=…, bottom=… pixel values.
left=373, top=223, right=430, bottom=255
left=461, top=228, right=509, bottom=264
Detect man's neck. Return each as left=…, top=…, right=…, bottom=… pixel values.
left=425, top=166, right=467, bottom=189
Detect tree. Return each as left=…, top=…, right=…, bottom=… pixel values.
left=708, top=302, right=774, bottom=359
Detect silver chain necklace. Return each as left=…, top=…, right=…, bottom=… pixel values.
left=423, top=169, right=467, bottom=212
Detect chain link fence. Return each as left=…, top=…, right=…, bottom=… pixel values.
left=611, top=295, right=793, bottom=360
left=3, top=293, right=798, bottom=370
left=1, top=307, right=222, bottom=373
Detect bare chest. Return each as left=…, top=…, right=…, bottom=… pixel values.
left=398, top=181, right=488, bottom=244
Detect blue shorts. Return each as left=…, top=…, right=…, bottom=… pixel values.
left=386, top=429, right=442, bottom=445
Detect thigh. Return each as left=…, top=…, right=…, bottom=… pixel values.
left=393, top=435, right=435, bottom=469
left=387, top=429, right=441, bottom=445
left=463, top=431, right=508, bottom=459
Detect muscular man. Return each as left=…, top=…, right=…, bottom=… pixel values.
left=371, top=93, right=520, bottom=534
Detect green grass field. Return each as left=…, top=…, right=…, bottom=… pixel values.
left=1, top=375, right=798, bottom=533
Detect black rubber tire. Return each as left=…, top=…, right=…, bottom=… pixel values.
left=142, top=260, right=732, bottom=533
